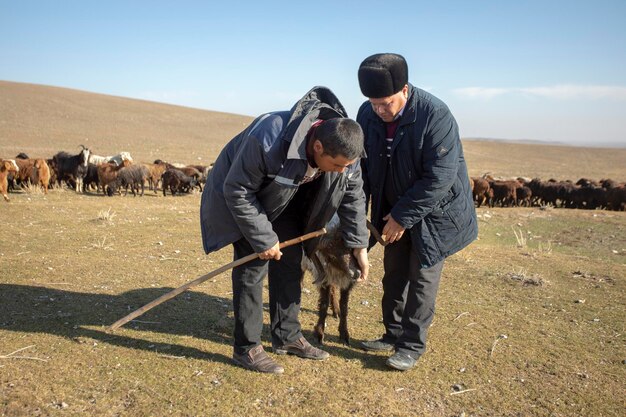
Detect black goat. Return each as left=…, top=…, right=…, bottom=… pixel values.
left=52, top=145, right=90, bottom=192
left=303, top=217, right=385, bottom=346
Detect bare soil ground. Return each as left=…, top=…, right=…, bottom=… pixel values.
left=1, top=81, right=625, bottom=416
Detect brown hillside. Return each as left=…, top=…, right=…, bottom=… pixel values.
left=1, top=80, right=625, bottom=180
left=0, top=80, right=253, bottom=165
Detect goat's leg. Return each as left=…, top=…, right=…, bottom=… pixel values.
left=314, top=285, right=331, bottom=344
left=338, top=285, right=353, bottom=346
left=329, top=284, right=340, bottom=318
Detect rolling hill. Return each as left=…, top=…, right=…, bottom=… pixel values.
left=1, top=80, right=625, bottom=180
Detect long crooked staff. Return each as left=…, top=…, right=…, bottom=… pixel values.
left=108, top=228, right=327, bottom=332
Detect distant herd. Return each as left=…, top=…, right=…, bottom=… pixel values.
left=471, top=175, right=625, bottom=211
left=0, top=145, right=212, bottom=201
left=1, top=145, right=625, bottom=211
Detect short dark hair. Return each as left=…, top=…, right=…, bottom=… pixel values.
left=314, top=118, right=364, bottom=160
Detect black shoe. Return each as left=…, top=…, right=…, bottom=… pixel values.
left=361, top=338, right=395, bottom=352
left=232, top=345, right=284, bottom=374
left=273, top=336, right=330, bottom=360
left=386, top=351, right=418, bottom=371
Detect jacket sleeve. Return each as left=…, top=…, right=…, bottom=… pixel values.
left=391, top=108, right=461, bottom=229
left=223, top=136, right=278, bottom=253
left=337, top=162, right=369, bottom=249
left=356, top=103, right=371, bottom=215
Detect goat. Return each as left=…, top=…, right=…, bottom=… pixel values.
left=303, top=217, right=385, bottom=346
left=97, top=160, right=131, bottom=195
left=52, top=145, right=91, bottom=192
left=145, top=161, right=167, bottom=193
left=159, top=162, right=203, bottom=192
left=1, top=160, right=20, bottom=202
left=82, top=163, right=100, bottom=192
left=488, top=180, right=518, bottom=207
left=161, top=169, right=197, bottom=196
left=89, top=151, right=133, bottom=166
left=471, top=177, right=491, bottom=208
left=107, top=152, right=133, bottom=166
left=14, top=158, right=51, bottom=193
left=6, top=153, right=29, bottom=191
left=115, top=164, right=149, bottom=196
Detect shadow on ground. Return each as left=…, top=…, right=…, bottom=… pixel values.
left=0, top=284, right=234, bottom=364
left=0, top=284, right=386, bottom=369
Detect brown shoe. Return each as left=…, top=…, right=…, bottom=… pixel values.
left=232, top=345, right=284, bottom=374
left=273, top=336, right=330, bottom=360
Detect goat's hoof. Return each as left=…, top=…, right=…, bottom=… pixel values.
left=339, top=331, right=350, bottom=346
left=313, top=327, right=325, bottom=345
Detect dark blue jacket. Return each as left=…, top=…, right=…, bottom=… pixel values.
left=357, top=84, right=478, bottom=267
left=200, top=86, right=368, bottom=256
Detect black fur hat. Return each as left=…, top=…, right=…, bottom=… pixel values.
left=358, top=53, right=408, bottom=98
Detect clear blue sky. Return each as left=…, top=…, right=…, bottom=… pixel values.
left=2, top=0, right=625, bottom=146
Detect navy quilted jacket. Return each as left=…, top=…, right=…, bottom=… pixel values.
left=358, top=84, right=478, bottom=267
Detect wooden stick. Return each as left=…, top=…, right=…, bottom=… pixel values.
left=108, top=228, right=327, bottom=331
left=366, top=220, right=388, bottom=247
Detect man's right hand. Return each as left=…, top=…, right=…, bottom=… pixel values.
left=259, top=242, right=282, bottom=260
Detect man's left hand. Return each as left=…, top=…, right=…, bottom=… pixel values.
left=382, top=213, right=406, bottom=243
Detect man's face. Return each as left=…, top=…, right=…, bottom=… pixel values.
left=311, top=140, right=356, bottom=173
left=369, top=85, right=408, bottom=123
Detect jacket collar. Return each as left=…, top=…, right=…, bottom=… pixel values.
left=283, top=86, right=348, bottom=160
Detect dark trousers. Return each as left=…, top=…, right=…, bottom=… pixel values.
left=380, top=233, right=444, bottom=358
left=231, top=196, right=307, bottom=355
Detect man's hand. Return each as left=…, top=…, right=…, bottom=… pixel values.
left=259, top=242, right=282, bottom=260
left=352, top=247, right=369, bottom=282
left=382, top=213, right=406, bottom=244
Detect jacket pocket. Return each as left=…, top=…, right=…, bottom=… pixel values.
left=427, top=208, right=460, bottom=257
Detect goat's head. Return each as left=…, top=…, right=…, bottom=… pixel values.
left=310, top=236, right=362, bottom=287
left=79, top=146, right=91, bottom=167
left=3, top=160, right=19, bottom=173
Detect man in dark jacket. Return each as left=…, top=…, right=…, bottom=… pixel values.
left=200, top=86, right=370, bottom=374
left=357, top=54, right=478, bottom=371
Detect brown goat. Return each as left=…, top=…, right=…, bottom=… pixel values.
left=14, top=158, right=51, bottom=193
left=144, top=162, right=167, bottom=193
left=488, top=180, right=518, bottom=207
left=471, top=177, right=491, bottom=207
left=97, top=160, right=131, bottom=194
left=1, top=160, right=20, bottom=201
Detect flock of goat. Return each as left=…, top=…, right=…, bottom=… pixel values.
left=0, top=145, right=211, bottom=201
left=1, top=145, right=624, bottom=212
left=471, top=175, right=626, bottom=211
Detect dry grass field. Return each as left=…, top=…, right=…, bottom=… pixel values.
left=1, top=81, right=625, bottom=416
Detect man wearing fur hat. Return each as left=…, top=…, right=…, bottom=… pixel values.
left=200, top=86, right=369, bottom=374
left=357, top=53, right=477, bottom=370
